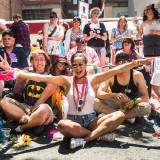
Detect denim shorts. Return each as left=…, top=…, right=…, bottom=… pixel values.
left=67, top=112, right=97, bottom=129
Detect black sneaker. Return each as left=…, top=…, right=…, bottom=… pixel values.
left=32, top=125, right=45, bottom=136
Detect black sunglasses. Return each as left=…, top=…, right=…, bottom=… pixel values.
left=72, top=62, right=84, bottom=68
left=124, top=41, right=131, bottom=44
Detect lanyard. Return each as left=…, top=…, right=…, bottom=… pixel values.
left=74, top=77, right=86, bottom=101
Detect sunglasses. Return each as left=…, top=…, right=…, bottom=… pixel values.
left=72, top=62, right=84, bottom=68
left=50, top=15, right=57, bottom=19
left=117, top=60, right=129, bottom=65
left=124, top=41, right=131, bottom=44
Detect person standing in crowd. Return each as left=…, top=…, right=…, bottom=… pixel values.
left=83, top=7, right=108, bottom=71
left=111, top=16, right=132, bottom=64
left=136, top=4, right=160, bottom=57
left=67, top=36, right=100, bottom=75
left=10, top=14, right=31, bottom=58
left=3, top=52, right=151, bottom=149
left=94, top=52, right=151, bottom=124
left=36, top=30, right=43, bottom=50
left=61, top=22, right=69, bottom=48
left=64, top=17, right=83, bottom=55
left=0, top=50, right=55, bottom=135
left=42, top=11, right=64, bottom=63
left=0, top=30, right=28, bottom=99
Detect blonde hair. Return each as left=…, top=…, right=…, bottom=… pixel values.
left=117, top=16, right=128, bottom=30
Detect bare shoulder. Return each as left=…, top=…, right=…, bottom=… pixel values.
left=133, top=70, right=145, bottom=83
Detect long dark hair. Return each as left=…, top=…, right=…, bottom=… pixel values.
left=143, top=4, right=159, bottom=21
left=50, top=56, right=68, bottom=76
left=122, top=38, right=135, bottom=51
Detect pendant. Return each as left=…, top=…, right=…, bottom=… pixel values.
left=77, top=99, right=83, bottom=113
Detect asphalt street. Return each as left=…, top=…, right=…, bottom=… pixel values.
left=0, top=118, right=160, bottom=160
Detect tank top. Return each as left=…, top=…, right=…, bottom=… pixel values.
left=67, top=77, right=96, bottom=115
left=110, top=70, right=139, bottom=99
left=24, top=80, right=51, bottom=106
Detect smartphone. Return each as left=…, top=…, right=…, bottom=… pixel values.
left=0, top=71, right=14, bottom=80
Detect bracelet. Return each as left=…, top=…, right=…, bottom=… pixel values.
left=132, top=59, right=140, bottom=67
left=132, top=98, right=136, bottom=105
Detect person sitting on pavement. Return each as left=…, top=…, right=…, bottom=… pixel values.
left=94, top=52, right=151, bottom=124
left=3, top=52, right=151, bottom=149
left=0, top=50, right=55, bottom=135
left=67, top=36, right=100, bottom=75
left=0, top=30, right=29, bottom=99
left=50, top=55, right=71, bottom=76
left=149, top=72, right=160, bottom=126
left=117, top=38, right=152, bottom=97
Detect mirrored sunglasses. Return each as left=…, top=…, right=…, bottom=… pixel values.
left=117, top=60, right=129, bottom=65
left=72, top=62, right=84, bottom=68
left=50, top=15, right=57, bottom=19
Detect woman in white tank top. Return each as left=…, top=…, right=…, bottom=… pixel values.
left=11, top=52, right=151, bottom=149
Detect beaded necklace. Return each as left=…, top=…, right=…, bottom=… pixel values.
left=73, top=76, right=88, bottom=113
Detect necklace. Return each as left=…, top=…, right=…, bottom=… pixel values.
left=73, top=76, right=88, bottom=113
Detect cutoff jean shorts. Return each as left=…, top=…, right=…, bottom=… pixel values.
left=67, top=112, right=97, bottom=129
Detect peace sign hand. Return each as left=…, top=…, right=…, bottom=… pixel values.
left=0, top=52, right=11, bottom=70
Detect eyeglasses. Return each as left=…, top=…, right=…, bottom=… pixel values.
left=117, top=60, right=129, bottom=65
left=50, top=15, right=57, bottom=19
left=72, top=62, right=84, bottom=68
left=34, top=59, right=45, bottom=62
left=124, top=41, right=131, bottom=44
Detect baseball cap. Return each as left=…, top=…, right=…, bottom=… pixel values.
left=73, top=17, right=81, bottom=24
left=76, top=36, right=86, bottom=43
left=55, top=56, right=68, bottom=64
left=115, top=52, right=129, bottom=63
left=2, top=30, right=15, bottom=38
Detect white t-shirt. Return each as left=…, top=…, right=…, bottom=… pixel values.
left=150, top=73, right=160, bottom=86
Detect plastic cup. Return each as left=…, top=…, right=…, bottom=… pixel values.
left=1, top=128, right=11, bottom=143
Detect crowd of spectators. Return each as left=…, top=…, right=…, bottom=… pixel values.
left=0, top=3, right=160, bottom=150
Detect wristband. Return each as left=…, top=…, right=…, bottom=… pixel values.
left=132, top=98, right=136, bottom=105
left=132, top=59, right=140, bottom=67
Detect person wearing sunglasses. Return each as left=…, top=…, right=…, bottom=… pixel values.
left=42, top=11, right=64, bottom=63
left=67, top=36, right=100, bottom=75
left=117, top=38, right=152, bottom=98
left=64, top=17, right=83, bottom=55
left=94, top=52, right=151, bottom=124
left=83, top=7, right=108, bottom=71
left=3, top=52, right=151, bottom=149
left=111, top=16, right=132, bottom=64
left=136, top=4, right=160, bottom=57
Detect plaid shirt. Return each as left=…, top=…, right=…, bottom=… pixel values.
left=11, top=20, right=31, bottom=50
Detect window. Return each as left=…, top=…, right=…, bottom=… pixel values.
left=88, top=0, right=92, bottom=4
left=73, top=10, right=78, bottom=16
left=73, top=0, right=77, bottom=4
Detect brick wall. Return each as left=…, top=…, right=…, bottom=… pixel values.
left=0, top=0, right=22, bottom=21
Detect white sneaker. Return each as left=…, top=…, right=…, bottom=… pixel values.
left=98, top=113, right=106, bottom=118
left=98, top=133, right=116, bottom=142
left=126, top=118, right=136, bottom=124
left=70, top=138, right=86, bottom=149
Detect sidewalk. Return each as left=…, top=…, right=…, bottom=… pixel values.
left=0, top=118, right=160, bottom=160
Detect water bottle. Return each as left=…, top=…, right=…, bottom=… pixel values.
left=0, top=118, right=3, bottom=141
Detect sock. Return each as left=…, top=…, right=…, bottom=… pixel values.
left=15, top=126, right=24, bottom=132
